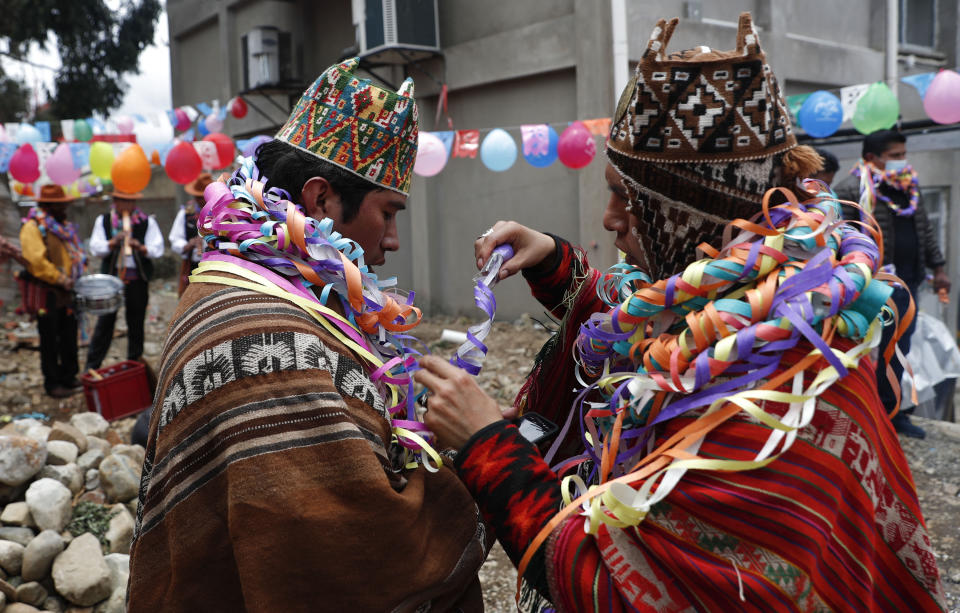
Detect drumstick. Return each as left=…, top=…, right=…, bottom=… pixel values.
left=122, top=211, right=133, bottom=256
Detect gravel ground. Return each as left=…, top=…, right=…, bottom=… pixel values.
left=1, top=286, right=957, bottom=610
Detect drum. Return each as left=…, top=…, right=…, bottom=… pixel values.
left=74, top=274, right=124, bottom=315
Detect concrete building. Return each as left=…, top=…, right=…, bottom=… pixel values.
left=166, top=0, right=960, bottom=326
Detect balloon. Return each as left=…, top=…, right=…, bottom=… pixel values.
left=241, top=134, right=272, bottom=157
left=45, top=143, right=82, bottom=186
left=15, top=124, right=43, bottom=144
left=73, top=119, right=93, bottom=142
left=557, top=121, right=596, bottom=169
left=116, top=116, right=135, bottom=134
left=150, top=150, right=161, bottom=166
left=852, top=82, right=899, bottom=135
left=204, top=114, right=224, bottom=133
left=479, top=128, right=517, bottom=172
left=202, top=132, right=235, bottom=168
left=174, top=108, right=191, bottom=132
left=164, top=140, right=203, bottom=184
left=89, top=142, right=115, bottom=180
left=8, top=144, right=41, bottom=183
left=229, top=96, right=248, bottom=119
left=521, top=125, right=559, bottom=168
left=413, top=132, right=449, bottom=177
left=797, top=91, right=843, bottom=138
left=196, top=118, right=210, bottom=137
left=111, top=144, right=151, bottom=193
left=923, top=69, right=960, bottom=125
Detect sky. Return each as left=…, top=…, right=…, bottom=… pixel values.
left=0, top=7, right=172, bottom=120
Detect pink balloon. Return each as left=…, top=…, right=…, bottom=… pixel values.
left=45, top=143, right=82, bottom=185
left=923, top=70, right=960, bottom=125
left=413, top=132, right=448, bottom=177
left=174, top=108, right=191, bottom=132
left=204, top=114, right=224, bottom=133
left=116, top=116, right=135, bottom=134
left=557, top=121, right=596, bottom=169
left=9, top=144, right=41, bottom=184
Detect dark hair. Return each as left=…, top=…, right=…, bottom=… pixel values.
left=253, top=139, right=381, bottom=223
left=861, top=130, right=906, bottom=159
left=813, top=147, right=839, bottom=174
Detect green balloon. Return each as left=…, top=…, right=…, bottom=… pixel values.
left=852, top=82, right=899, bottom=135
left=73, top=119, right=93, bottom=142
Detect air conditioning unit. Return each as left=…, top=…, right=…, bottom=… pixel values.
left=354, top=0, right=440, bottom=64
left=242, top=26, right=299, bottom=90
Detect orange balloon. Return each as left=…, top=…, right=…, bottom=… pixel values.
left=110, top=144, right=151, bottom=193
left=150, top=150, right=161, bottom=166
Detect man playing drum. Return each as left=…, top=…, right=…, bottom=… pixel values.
left=19, top=184, right=86, bottom=398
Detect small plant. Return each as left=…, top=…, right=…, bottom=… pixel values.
left=66, top=501, right=119, bottom=549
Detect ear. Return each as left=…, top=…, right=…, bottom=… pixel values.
left=863, top=152, right=877, bottom=163
left=300, top=177, right=333, bottom=219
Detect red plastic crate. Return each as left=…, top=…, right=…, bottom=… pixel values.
left=81, top=360, right=152, bottom=420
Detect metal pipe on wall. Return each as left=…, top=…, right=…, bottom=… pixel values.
left=887, top=0, right=899, bottom=96
left=611, top=0, right=629, bottom=101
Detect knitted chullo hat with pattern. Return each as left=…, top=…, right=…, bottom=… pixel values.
left=276, top=57, right=419, bottom=195
left=607, top=12, right=822, bottom=279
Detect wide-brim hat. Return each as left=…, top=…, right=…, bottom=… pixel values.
left=36, top=184, right=75, bottom=203
left=274, top=57, right=419, bottom=196
left=184, top=173, right=214, bottom=197
left=110, top=190, right=143, bottom=200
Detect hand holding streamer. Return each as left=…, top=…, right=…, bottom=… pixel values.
left=453, top=244, right=514, bottom=375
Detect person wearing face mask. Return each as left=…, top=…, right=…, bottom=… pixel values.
left=834, top=130, right=949, bottom=438
left=415, top=14, right=945, bottom=611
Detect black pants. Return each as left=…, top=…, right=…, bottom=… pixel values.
left=38, top=305, right=79, bottom=392
left=876, top=284, right=919, bottom=415
left=85, top=279, right=149, bottom=371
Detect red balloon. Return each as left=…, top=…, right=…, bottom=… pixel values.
left=203, top=133, right=236, bottom=168
left=230, top=97, right=248, bottom=119
left=164, top=141, right=203, bottom=185
left=557, top=121, right=597, bottom=169
left=9, top=144, right=41, bottom=184
left=174, top=108, right=191, bottom=132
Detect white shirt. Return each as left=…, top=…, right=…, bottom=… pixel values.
left=168, top=207, right=202, bottom=262
left=89, top=214, right=165, bottom=270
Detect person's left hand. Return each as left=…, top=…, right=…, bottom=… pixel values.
left=933, top=268, right=951, bottom=294
left=414, top=355, right=517, bottom=450
left=129, top=238, right=147, bottom=254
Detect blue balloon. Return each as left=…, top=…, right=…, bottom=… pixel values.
left=797, top=91, right=843, bottom=138
left=15, top=124, right=43, bottom=144
left=480, top=128, right=517, bottom=172
left=196, top=118, right=210, bottom=137
left=521, top=125, right=559, bottom=168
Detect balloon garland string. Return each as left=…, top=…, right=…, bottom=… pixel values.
left=515, top=183, right=904, bottom=598
left=189, top=157, right=440, bottom=470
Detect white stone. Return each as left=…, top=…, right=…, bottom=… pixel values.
left=93, top=588, right=125, bottom=613
left=105, top=505, right=133, bottom=555
left=85, top=469, right=100, bottom=491
left=103, top=553, right=129, bottom=592
left=109, top=445, right=145, bottom=468
left=84, top=436, right=111, bottom=456
left=76, top=449, right=105, bottom=472
left=0, top=526, right=36, bottom=546
left=22, top=529, right=64, bottom=582
left=98, top=455, right=141, bottom=503
left=0, top=501, right=35, bottom=527
left=25, top=479, right=72, bottom=533
left=38, top=464, right=84, bottom=495
left=45, top=441, right=78, bottom=466
left=8, top=419, right=52, bottom=444
left=0, top=436, right=47, bottom=486
left=47, top=423, right=88, bottom=454
left=15, top=581, right=47, bottom=607
left=0, top=539, right=24, bottom=575
left=69, top=414, right=109, bottom=439
left=4, top=602, right=40, bottom=613
left=50, top=533, right=112, bottom=606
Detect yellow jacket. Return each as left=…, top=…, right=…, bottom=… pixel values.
left=19, top=219, right=73, bottom=287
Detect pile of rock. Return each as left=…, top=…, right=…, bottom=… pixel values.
left=0, top=413, right=142, bottom=613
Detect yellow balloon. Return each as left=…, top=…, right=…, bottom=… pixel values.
left=89, top=142, right=114, bottom=180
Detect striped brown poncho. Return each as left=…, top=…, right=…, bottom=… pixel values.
left=128, top=277, right=491, bottom=612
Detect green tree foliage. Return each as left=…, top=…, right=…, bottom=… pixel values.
left=0, top=0, right=162, bottom=118
left=0, top=66, right=31, bottom=122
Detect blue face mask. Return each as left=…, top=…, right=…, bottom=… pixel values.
left=885, top=159, right=908, bottom=173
